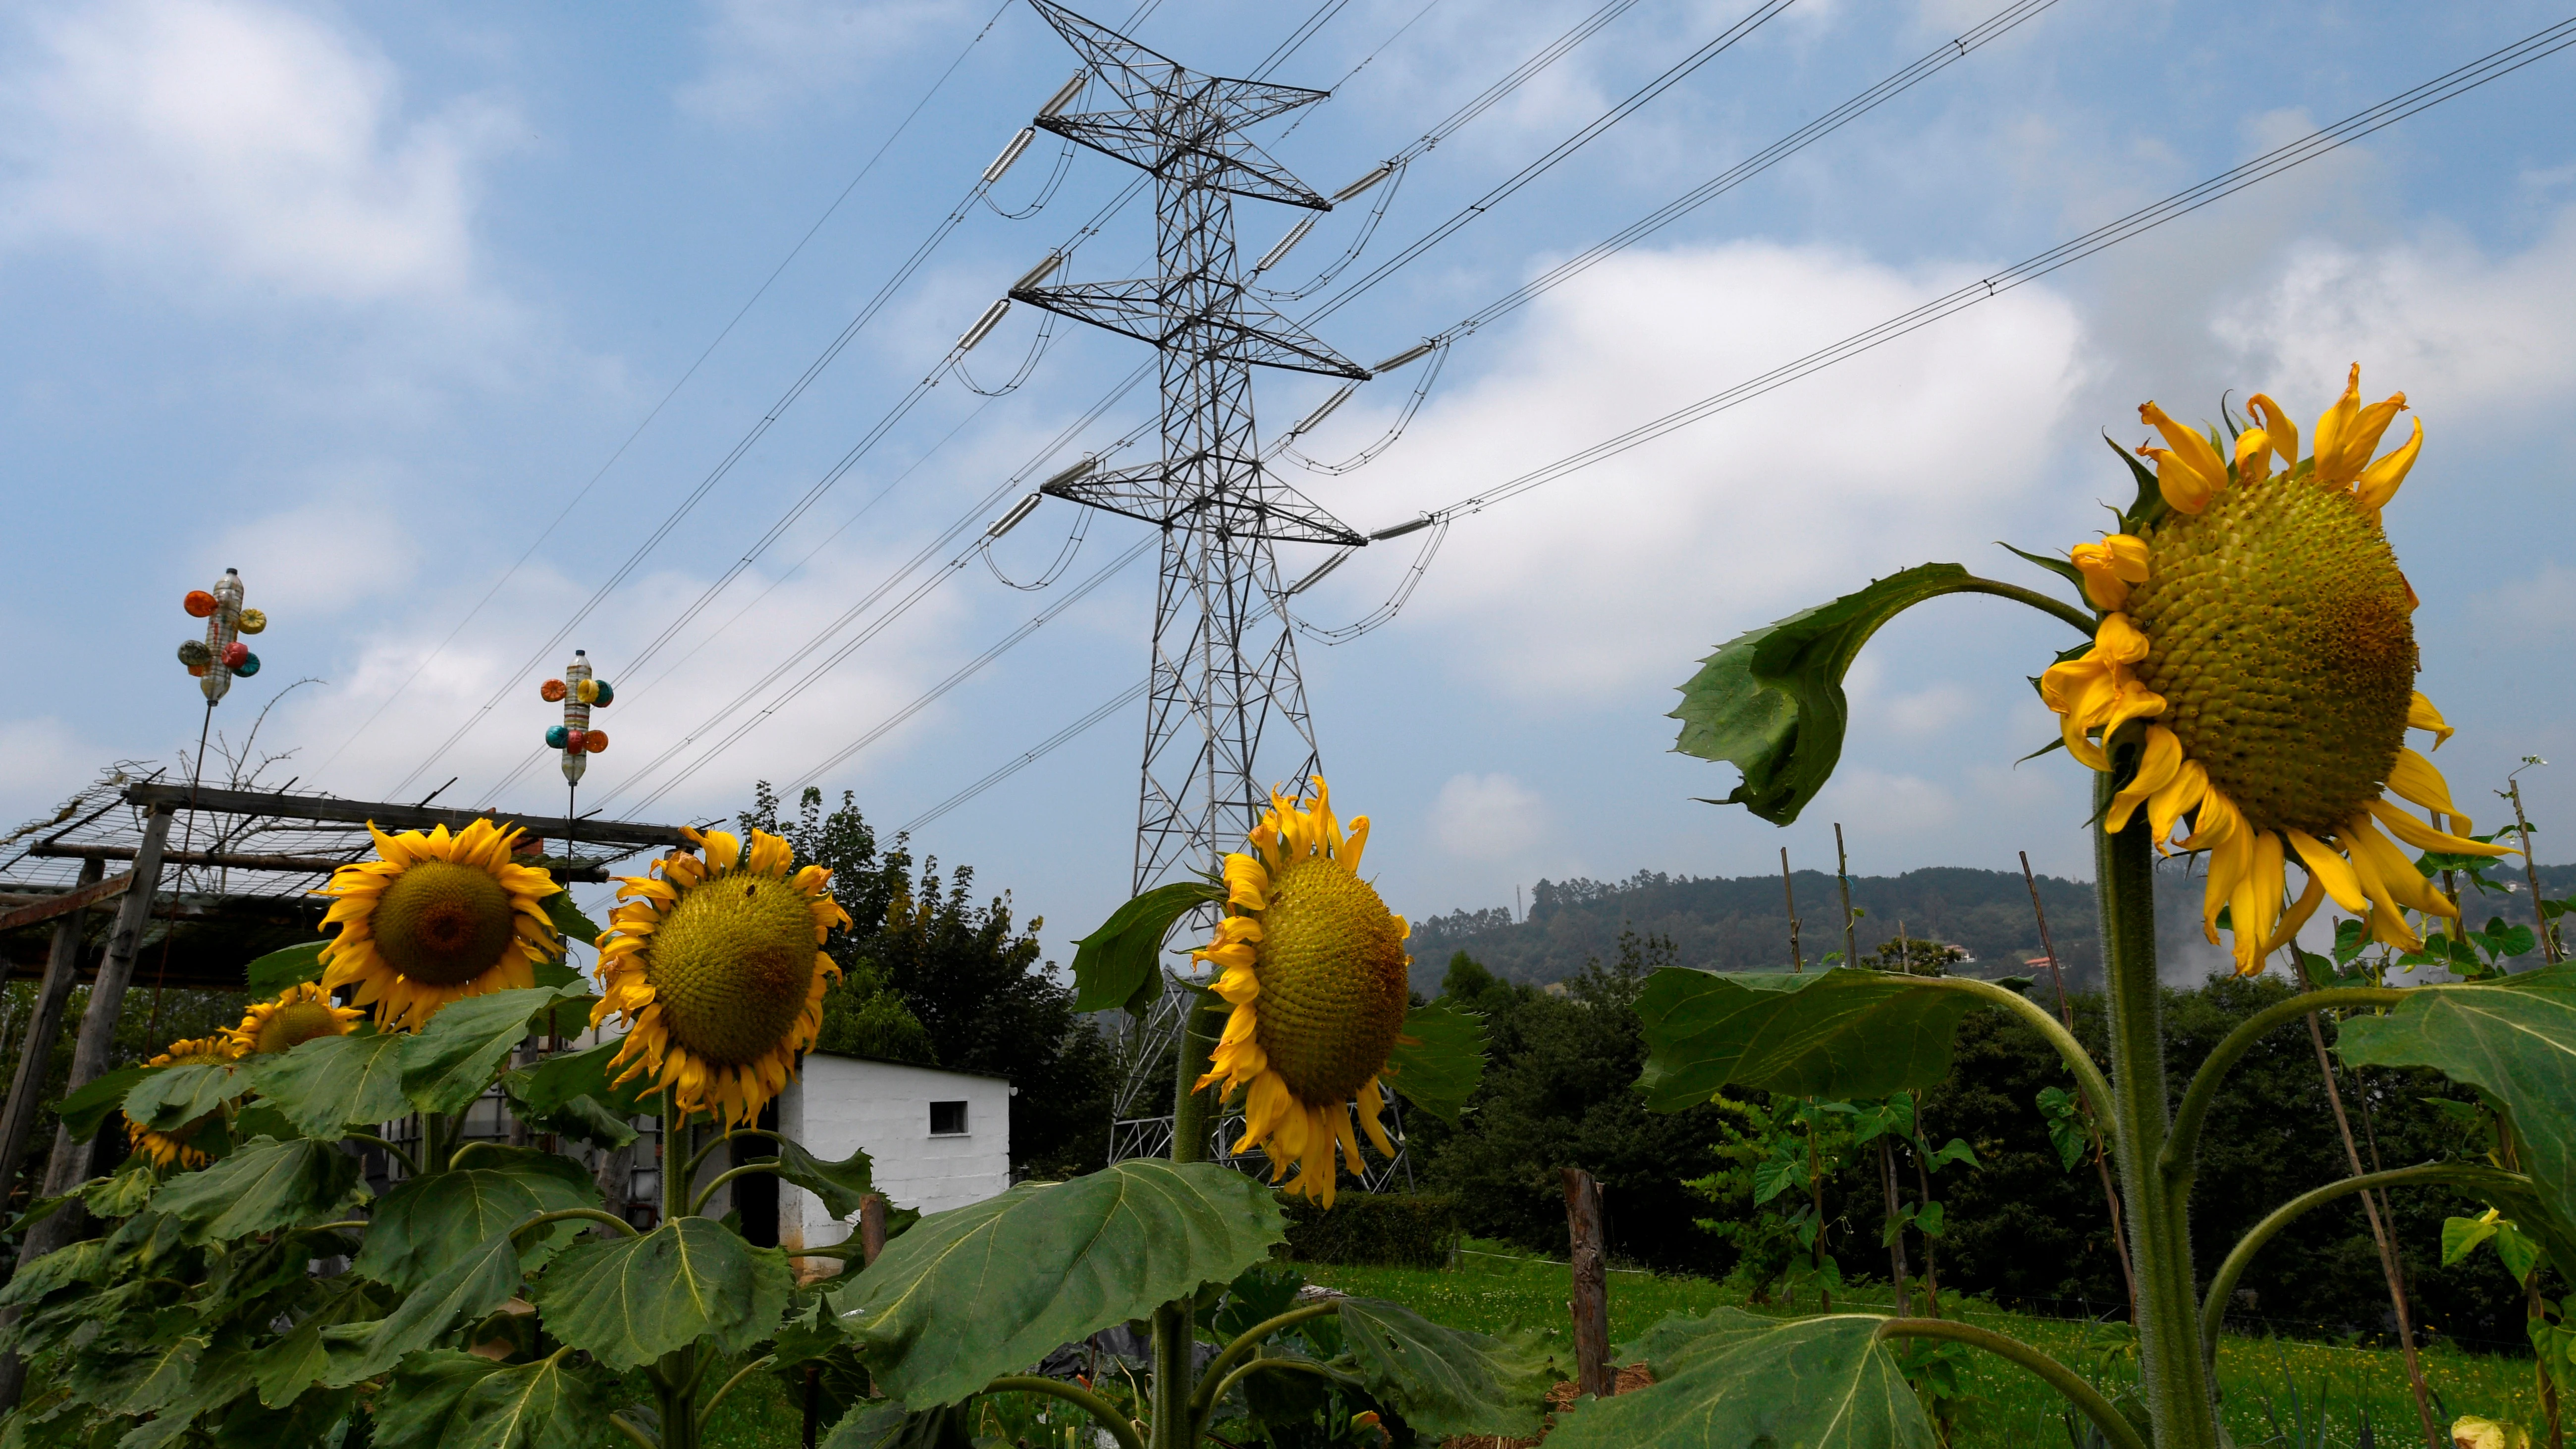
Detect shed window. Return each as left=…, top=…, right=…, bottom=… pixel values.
left=929, top=1100, right=969, bottom=1136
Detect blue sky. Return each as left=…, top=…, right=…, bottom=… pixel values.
left=4, top=0, right=2574, bottom=970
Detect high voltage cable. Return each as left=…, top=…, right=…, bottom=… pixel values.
left=1396, top=15, right=2576, bottom=528
left=428, top=0, right=1380, bottom=802
left=1303, top=0, right=1799, bottom=327
left=901, top=679, right=1149, bottom=833
left=321, top=0, right=1020, bottom=781
left=491, top=0, right=1660, bottom=806
left=890, top=14, right=2576, bottom=830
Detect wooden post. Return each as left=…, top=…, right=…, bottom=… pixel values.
left=23, top=805, right=174, bottom=1263
left=859, top=1192, right=888, bottom=1267
left=1834, top=824, right=1857, bottom=968
left=0, top=860, right=106, bottom=1202
left=1779, top=848, right=1802, bottom=972
left=1562, top=1169, right=1612, bottom=1400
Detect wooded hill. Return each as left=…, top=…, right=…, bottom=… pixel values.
left=1404, top=859, right=2576, bottom=995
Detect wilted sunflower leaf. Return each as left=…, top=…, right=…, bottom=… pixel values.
left=151, top=1138, right=361, bottom=1245
left=838, top=1159, right=1285, bottom=1407
left=243, top=939, right=328, bottom=995
left=1673, top=563, right=2068, bottom=826
left=1334, top=1296, right=1556, bottom=1439
left=1383, top=1002, right=1487, bottom=1125
left=1547, top=1309, right=1936, bottom=1449
left=539, top=889, right=597, bottom=949
left=767, top=1137, right=877, bottom=1220
left=1635, top=967, right=1983, bottom=1110
left=246, top=1029, right=409, bottom=1141
left=1072, top=879, right=1225, bottom=1016
left=528, top=1216, right=792, bottom=1371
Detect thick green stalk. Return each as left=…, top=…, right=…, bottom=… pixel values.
left=661, top=1093, right=700, bottom=1449
left=1154, top=990, right=1222, bottom=1449
left=1877, top=1319, right=2148, bottom=1449
left=2092, top=770, right=2218, bottom=1449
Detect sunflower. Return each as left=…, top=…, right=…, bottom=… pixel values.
left=316, top=819, right=563, bottom=1030
left=126, top=1036, right=243, bottom=1171
left=228, top=981, right=365, bottom=1056
left=2044, top=365, right=2510, bottom=975
left=592, top=827, right=848, bottom=1127
left=1194, top=778, right=1412, bottom=1207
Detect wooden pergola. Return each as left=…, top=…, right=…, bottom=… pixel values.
left=0, top=765, right=695, bottom=1262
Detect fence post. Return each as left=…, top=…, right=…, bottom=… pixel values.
left=1562, top=1168, right=1613, bottom=1400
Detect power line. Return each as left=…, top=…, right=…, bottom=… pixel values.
left=327, top=0, right=1018, bottom=781
left=1304, top=0, right=1799, bottom=326
left=897, top=13, right=2576, bottom=815
left=901, top=679, right=1148, bottom=834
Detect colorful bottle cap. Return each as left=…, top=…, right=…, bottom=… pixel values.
left=540, top=678, right=567, bottom=702
left=233, top=652, right=260, bottom=678
left=236, top=608, right=267, bottom=635
left=590, top=680, right=613, bottom=707
left=581, top=730, right=608, bottom=753
left=177, top=640, right=213, bottom=668
left=184, top=590, right=217, bottom=618
left=545, top=725, right=569, bottom=750
left=563, top=728, right=588, bottom=753
left=221, top=641, right=249, bottom=668
left=574, top=678, right=600, bottom=704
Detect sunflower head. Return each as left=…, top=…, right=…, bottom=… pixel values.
left=591, top=827, right=849, bottom=1127
left=228, top=981, right=365, bottom=1056
left=126, top=1036, right=243, bottom=1171
left=1194, top=778, right=1411, bottom=1206
left=2044, top=366, right=2509, bottom=976
left=315, top=819, right=561, bottom=1030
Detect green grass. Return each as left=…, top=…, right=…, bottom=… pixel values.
left=1303, top=1244, right=2552, bottom=1448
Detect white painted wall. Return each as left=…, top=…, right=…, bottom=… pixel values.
left=774, top=1053, right=1012, bottom=1259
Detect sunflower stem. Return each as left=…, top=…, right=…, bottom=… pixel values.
left=1152, top=988, right=1223, bottom=1449
left=2092, top=768, right=2219, bottom=1449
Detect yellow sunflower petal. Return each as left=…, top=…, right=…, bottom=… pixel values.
left=2355, top=417, right=2421, bottom=515
left=2247, top=392, right=2300, bottom=476
left=2283, top=828, right=2368, bottom=914
left=2105, top=726, right=2183, bottom=833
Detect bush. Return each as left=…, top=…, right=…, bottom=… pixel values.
left=1277, top=1191, right=1459, bottom=1268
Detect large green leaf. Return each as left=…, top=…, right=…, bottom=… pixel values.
left=243, top=940, right=327, bottom=995
left=1384, top=1002, right=1488, bottom=1125
left=371, top=1349, right=609, bottom=1449
left=1071, top=880, right=1223, bottom=1015
left=57, top=1066, right=158, bottom=1140
left=1672, top=564, right=2040, bottom=826
left=1335, top=1296, right=1555, bottom=1438
left=823, top=1400, right=978, bottom=1449
left=120, top=1063, right=245, bottom=1131
left=1635, top=967, right=1982, bottom=1110
left=498, top=1038, right=653, bottom=1148
left=71, top=1323, right=204, bottom=1416
left=839, top=1159, right=1286, bottom=1406
left=149, top=1138, right=360, bottom=1244
left=401, top=987, right=587, bottom=1115
left=2339, top=967, right=2576, bottom=1244
left=765, top=1138, right=878, bottom=1220
left=1547, top=1309, right=1938, bottom=1449
left=244, top=1029, right=409, bottom=1140
left=329, top=1232, right=525, bottom=1387
left=528, top=1216, right=792, bottom=1371
left=354, top=1148, right=600, bottom=1291
left=539, top=889, right=595, bottom=948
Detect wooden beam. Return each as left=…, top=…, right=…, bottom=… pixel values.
left=120, top=782, right=694, bottom=850
left=25, top=842, right=614, bottom=883
left=0, top=869, right=131, bottom=933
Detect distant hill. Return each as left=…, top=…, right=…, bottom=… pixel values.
left=1404, top=859, right=2576, bottom=996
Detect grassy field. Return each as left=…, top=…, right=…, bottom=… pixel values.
left=707, top=1244, right=2551, bottom=1447
left=1303, top=1244, right=2552, bottom=1449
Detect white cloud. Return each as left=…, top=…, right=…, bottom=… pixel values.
left=1297, top=238, right=2089, bottom=697
left=2212, top=207, right=2576, bottom=422
left=1428, top=772, right=1546, bottom=859
left=0, top=719, right=84, bottom=804
left=203, top=476, right=424, bottom=616
left=0, top=0, right=507, bottom=304
left=681, top=0, right=966, bottom=124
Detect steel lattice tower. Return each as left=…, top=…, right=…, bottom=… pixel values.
left=1011, top=2, right=1406, bottom=1184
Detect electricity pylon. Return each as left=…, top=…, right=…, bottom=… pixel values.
left=1010, top=2, right=1406, bottom=1187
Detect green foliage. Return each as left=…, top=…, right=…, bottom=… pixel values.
left=354, top=1150, right=599, bottom=1290
left=150, top=1137, right=361, bottom=1244
left=1636, top=965, right=1985, bottom=1108
left=1548, top=1308, right=1939, bottom=1449
left=1071, top=878, right=1226, bottom=1016
left=243, top=1028, right=409, bottom=1139
left=1277, top=1192, right=1459, bottom=1269
left=1333, top=1295, right=1557, bottom=1438
left=242, top=939, right=328, bottom=994
left=532, top=1217, right=794, bottom=1371
left=837, top=1159, right=1286, bottom=1406
left=1671, top=563, right=2063, bottom=825
left=1382, top=1001, right=1487, bottom=1125
left=54, top=1064, right=155, bottom=1140
left=401, top=987, right=597, bottom=1115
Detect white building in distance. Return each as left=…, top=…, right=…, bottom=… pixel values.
left=774, top=1052, right=1013, bottom=1263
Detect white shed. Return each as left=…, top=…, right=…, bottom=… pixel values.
left=773, top=1052, right=1013, bottom=1257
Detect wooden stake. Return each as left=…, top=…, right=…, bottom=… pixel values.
left=1562, top=1169, right=1613, bottom=1399
left=1780, top=848, right=1802, bottom=972
left=1879, top=1137, right=1911, bottom=1317
left=1835, top=824, right=1857, bottom=969
left=2307, top=1012, right=2441, bottom=1449
left=2510, top=779, right=2559, bottom=964
left=860, top=1193, right=888, bottom=1267
left=2021, top=849, right=2137, bottom=1322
